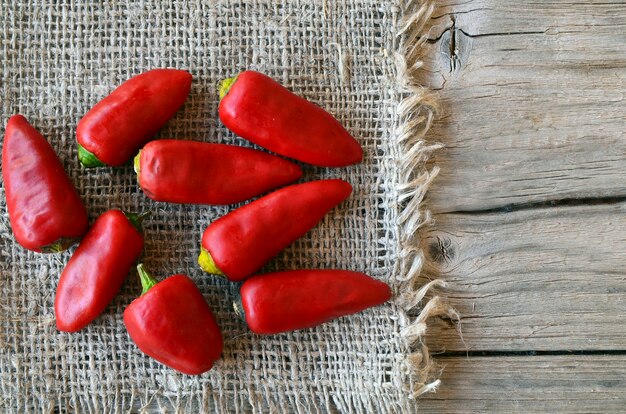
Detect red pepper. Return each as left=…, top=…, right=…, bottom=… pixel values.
left=135, top=140, right=302, bottom=205
left=55, top=209, right=146, bottom=332
left=218, top=70, right=363, bottom=167
left=199, top=179, right=352, bottom=281
left=2, top=115, right=88, bottom=252
left=235, top=269, right=392, bottom=334
left=124, top=264, right=223, bottom=375
left=77, top=69, right=192, bottom=167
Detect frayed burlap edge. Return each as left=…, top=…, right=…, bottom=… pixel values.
left=393, top=1, right=460, bottom=398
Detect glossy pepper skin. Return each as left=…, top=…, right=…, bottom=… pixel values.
left=124, top=264, right=223, bottom=375
left=2, top=115, right=88, bottom=252
left=218, top=70, right=363, bottom=167
left=236, top=269, right=392, bottom=334
left=77, top=69, right=192, bottom=167
left=55, top=210, right=146, bottom=332
left=135, top=140, right=302, bottom=205
left=199, top=179, right=352, bottom=281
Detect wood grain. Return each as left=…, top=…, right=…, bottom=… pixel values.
left=414, top=1, right=626, bottom=408
left=419, top=0, right=626, bottom=213
left=419, top=354, right=626, bottom=413
left=422, top=201, right=626, bottom=351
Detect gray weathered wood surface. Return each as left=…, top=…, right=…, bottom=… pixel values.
left=418, top=0, right=626, bottom=410
left=421, top=355, right=626, bottom=413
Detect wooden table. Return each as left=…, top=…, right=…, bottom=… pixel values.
left=417, top=1, right=626, bottom=412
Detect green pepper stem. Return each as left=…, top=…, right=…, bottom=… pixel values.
left=124, top=211, right=151, bottom=232
left=133, top=150, right=141, bottom=179
left=218, top=74, right=240, bottom=100
left=137, top=263, right=158, bottom=295
left=40, top=237, right=81, bottom=253
left=77, top=144, right=106, bottom=168
left=198, top=246, right=225, bottom=276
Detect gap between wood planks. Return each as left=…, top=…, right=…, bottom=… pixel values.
left=443, top=194, right=626, bottom=215
left=434, top=350, right=626, bottom=358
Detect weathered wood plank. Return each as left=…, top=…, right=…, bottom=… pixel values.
left=422, top=202, right=626, bottom=351
left=419, top=0, right=626, bottom=212
left=419, top=355, right=626, bottom=413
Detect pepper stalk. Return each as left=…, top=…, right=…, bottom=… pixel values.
left=218, top=74, right=239, bottom=100
left=136, top=264, right=158, bottom=296
left=78, top=144, right=106, bottom=168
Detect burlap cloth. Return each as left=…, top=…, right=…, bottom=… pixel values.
left=0, top=1, right=450, bottom=412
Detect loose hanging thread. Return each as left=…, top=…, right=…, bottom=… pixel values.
left=393, top=0, right=460, bottom=399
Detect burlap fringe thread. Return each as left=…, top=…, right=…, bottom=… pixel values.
left=394, top=1, right=460, bottom=398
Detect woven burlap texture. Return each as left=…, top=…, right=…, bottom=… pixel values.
left=0, top=1, right=446, bottom=412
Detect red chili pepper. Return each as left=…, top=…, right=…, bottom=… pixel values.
left=135, top=140, right=302, bottom=205
left=77, top=69, right=192, bottom=167
left=199, top=179, right=352, bottom=281
left=235, top=269, right=392, bottom=334
left=2, top=115, right=88, bottom=252
left=124, top=264, right=223, bottom=375
left=55, top=209, right=146, bottom=332
left=218, top=70, right=363, bottom=167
